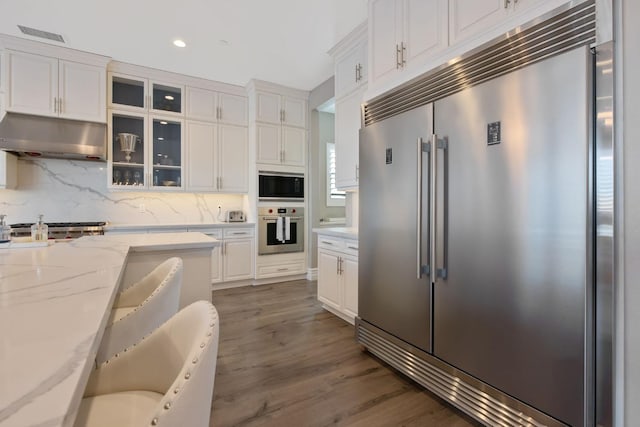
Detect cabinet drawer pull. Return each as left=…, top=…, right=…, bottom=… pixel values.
left=321, top=241, right=334, bottom=245
left=231, top=232, right=247, bottom=235
left=348, top=246, right=358, bottom=250
left=277, top=268, right=288, bottom=272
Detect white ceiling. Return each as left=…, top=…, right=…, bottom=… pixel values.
left=0, top=0, right=368, bottom=91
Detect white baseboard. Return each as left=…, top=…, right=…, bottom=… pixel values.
left=252, top=274, right=308, bottom=286
left=306, top=268, right=318, bottom=281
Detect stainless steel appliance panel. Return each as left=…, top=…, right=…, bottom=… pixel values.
left=258, top=172, right=304, bottom=201
left=258, top=207, right=304, bottom=255
left=359, top=104, right=433, bottom=352
left=433, top=47, right=591, bottom=427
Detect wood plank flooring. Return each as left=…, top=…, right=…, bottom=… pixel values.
left=210, top=280, right=479, bottom=427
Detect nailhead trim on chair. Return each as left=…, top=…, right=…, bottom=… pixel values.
left=141, top=303, right=218, bottom=426
left=113, top=259, right=182, bottom=325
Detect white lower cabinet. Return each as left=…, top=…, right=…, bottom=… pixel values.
left=222, top=238, right=254, bottom=281
left=189, top=226, right=256, bottom=284
left=256, top=252, right=306, bottom=280
left=317, top=234, right=359, bottom=324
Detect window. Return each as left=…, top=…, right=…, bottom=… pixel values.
left=326, top=142, right=345, bottom=206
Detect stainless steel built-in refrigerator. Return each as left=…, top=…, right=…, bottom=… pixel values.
left=357, top=2, right=613, bottom=426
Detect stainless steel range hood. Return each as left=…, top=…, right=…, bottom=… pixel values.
left=0, top=112, right=106, bottom=161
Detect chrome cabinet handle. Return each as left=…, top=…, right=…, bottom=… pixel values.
left=321, top=240, right=334, bottom=245
left=396, top=44, right=402, bottom=69
left=355, top=64, right=358, bottom=83
left=59, top=98, right=63, bottom=114
left=53, top=97, right=58, bottom=113
left=504, top=0, right=511, bottom=8
left=336, top=257, right=340, bottom=275
left=347, top=246, right=358, bottom=250
left=277, top=268, right=288, bottom=272
left=401, top=42, right=407, bottom=66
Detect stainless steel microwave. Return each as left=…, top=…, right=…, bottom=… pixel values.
left=258, top=172, right=304, bottom=201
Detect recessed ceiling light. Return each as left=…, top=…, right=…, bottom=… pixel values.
left=160, top=121, right=168, bottom=125
left=164, top=95, right=174, bottom=101
left=173, top=39, right=186, bottom=48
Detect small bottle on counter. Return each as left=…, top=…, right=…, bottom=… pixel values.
left=0, top=214, right=11, bottom=243
left=31, top=214, right=49, bottom=241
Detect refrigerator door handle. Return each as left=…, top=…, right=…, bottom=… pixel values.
left=430, top=134, right=438, bottom=285
left=433, top=136, right=449, bottom=281
left=418, top=137, right=431, bottom=279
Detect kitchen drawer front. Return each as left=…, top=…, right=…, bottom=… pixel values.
left=257, top=261, right=306, bottom=278
left=343, top=239, right=359, bottom=257
left=193, top=228, right=222, bottom=239
left=317, top=236, right=345, bottom=251
left=223, top=227, right=254, bottom=239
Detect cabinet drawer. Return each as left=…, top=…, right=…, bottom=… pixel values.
left=318, top=236, right=345, bottom=251
left=193, top=228, right=222, bottom=239
left=343, top=239, right=359, bottom=257
left=223, top=228, right=254, bottom=239
left=257, top=261, right=306, bottom=278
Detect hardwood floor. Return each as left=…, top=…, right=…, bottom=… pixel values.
left=210, top=280, right=479, bottom=427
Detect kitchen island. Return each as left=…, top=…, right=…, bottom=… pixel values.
left=0, top=232, right=218, bottom=427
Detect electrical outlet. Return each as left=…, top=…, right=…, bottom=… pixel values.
left=139, top=203, right=146, bottom=213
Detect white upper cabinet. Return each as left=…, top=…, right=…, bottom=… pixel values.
left=282, top=96, right=306, bottom=128
left=333, top=23, right=368, bottom=100
left=186, top=87, right=217, bottom=121
left=186, top=121, right=248, bottom=193
left=59, top=60, right=106, bottom=122
left=6, top=50, right=106, bottom=122
left=254, top=90, right=306, bottom=128
left=248, top=81, right=309, bottom=168
left=217, top=123, right=248, bottom=192
left=369, top=0, right=448, bottom=88
left=255, top=91, right=281, bottom=124
left=335, top=88, right=364, bottom=190
left=281, top=126, right=306, bottom=167
left=256, top=123, right=305, bottom=167
left=449, top=0, right=548, bottom=45
left=6, top=51, right=56, bottom=117
left=218, top=93, right=248, bottom=126
left=186, top=87, right=247, bottom=125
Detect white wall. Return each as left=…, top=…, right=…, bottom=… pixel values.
left=621, top=0, right=639, bottom=425
left=0, top=158, right=245, bottom=225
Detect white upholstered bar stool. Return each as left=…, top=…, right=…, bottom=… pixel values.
left=75, top=301, right=220, bottom=427
left=96, top=257, right=183, bottom=365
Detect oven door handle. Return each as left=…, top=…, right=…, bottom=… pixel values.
left=261, top=216, right=304, bottom=221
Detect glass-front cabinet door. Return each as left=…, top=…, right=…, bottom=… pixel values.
left=110, top=74, right=147, bottom=111
left=110, top=111, right=147, bottom=188
left=151, top=117, right=183, bottom=189
left=151, top=83, right=182, bottom=115
left=109, top=73, right=183, bottom=116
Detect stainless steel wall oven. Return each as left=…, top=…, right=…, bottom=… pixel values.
left=258, top=207, right=304, bottom=254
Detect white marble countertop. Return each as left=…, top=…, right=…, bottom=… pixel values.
left=0, top=232, right=217, bottom=427
left=312, top=227, right=359, bottom=240
left=105, top=222, right=255, bottom=232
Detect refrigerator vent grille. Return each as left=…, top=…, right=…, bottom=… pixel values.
left=356, top=323, right=567, bottom=427
left=363, top=0, right=595, bottom=127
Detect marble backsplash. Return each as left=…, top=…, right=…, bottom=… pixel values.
left=0, top=158, right=247, bottom=225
